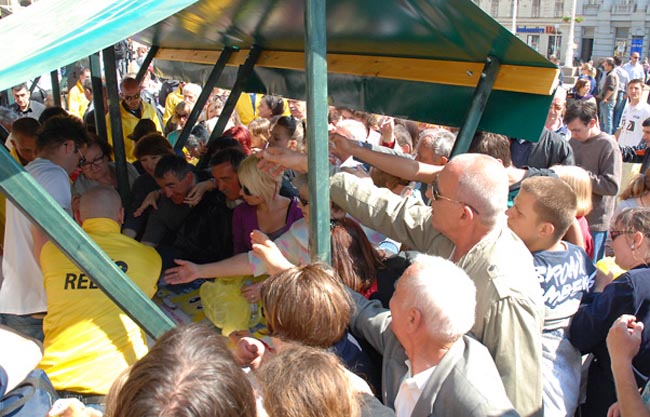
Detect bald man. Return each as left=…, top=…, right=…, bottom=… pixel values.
left=39, top=186, right=161, bottom=403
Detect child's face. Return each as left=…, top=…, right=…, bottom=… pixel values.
left=251, top=133, right=268, bottom=149
left=506, top=190, right=544, bottom=251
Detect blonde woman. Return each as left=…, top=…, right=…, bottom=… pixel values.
left=616, top=169, right=650, bottom=218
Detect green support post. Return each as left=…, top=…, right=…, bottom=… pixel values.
left=0, top=147, right=174, bottom=339
left=134, top=46, right=159, bottom=85
left=174, top=47, right=234, bottom=153
left=451, top=56, right=501, bottom=156
left=88, top=52, right=107, bottom=140
left=29, top=76, right=41, bottom=94
left=304, top=0, right=330, bottom=263
left=103, top=45, right=130, bottom=208
left=50, top=70, right=61, bottom=107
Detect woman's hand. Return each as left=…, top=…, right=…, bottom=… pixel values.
left=241, top=281, right=263, bottom=304
left=250, top=230, right=294, bottom=275
left=607, top=314, right=644, bottom=365
left=185, top=179, right=213, bottom=207
left=230, top=335, right=270, bottom=371
left=164, top=259, right=201, bottom=285
left=133, top=190, right=161, bottom=217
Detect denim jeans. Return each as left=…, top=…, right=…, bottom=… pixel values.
left=591, top=230, right=608, bottom=263
left=613, top=91, right=626, bottom=132
left=599, top=101, right=615, bottom=134
left=0, top=313, right=44, bottom=342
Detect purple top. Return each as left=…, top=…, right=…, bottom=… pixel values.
left=232, top=197, right=303, bottom=254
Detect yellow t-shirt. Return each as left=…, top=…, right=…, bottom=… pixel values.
left=67, top=81, right=89, bottom=120
left=106, top=101, right=162, bottom=163
left=162, top=87, right=183, bottom=126
left=39, top=218, right=161, bottom=394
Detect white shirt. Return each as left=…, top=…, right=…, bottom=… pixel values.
left=618, top=101, right=650, bottom=147
left=623, top=61, right=645, bottom=83
left=0, top=158, right=71, bottom=315
left=394, top=360, right=436, bottom=417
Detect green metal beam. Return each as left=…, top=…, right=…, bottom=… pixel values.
left=88, top=52, right=108, bottom=141
left=304, top=0, right=330, bottom=264
left=0, top=147, right=175, bottom=339
left=134, top=46, right=159, bottom=85
left=28, top=76, right=41, bottom=94
left=50, top=70, right=61, bottom=107
left=174, top=47, right=234, bottom=153
left=103, top=45, right=130, bottom=208
left=451, top=56, right=501, bottom=156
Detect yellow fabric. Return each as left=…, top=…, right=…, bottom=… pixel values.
left=235, top=93, right=290, bottom=126
left=0, top=149, right=24, bottom=253
left=106, top=101, right=162, bottom=163
left=162, top=87, right=183, bottom=125
left=67, top=80, right=89, bottom=120
left=39, top=218, right=161, bottom=394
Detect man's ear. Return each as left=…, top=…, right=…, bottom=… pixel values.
left=401, top=144, right=411, bottom=154
left=539, top=222, right=556, bottom=239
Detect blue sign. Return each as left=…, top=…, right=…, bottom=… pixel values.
left=517, top=26, right=545, bottom=34
left=631, top=37, right=643, bottom=55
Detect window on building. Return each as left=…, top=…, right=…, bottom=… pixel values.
left=532, top=0, right=540, bottom=17
left=554, top=1, right=564, bottom=17
left=548, top=35, right=562, bottom=58
left=491, top=0, right=499, bottom=16
left=527, top=35, right=540, bottom=51
left=615, top=27, right=629, bottom=57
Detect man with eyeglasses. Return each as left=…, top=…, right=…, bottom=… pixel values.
left=106, top=77, right=162, bottom=163
left=0, top=115, right=91, bottom=342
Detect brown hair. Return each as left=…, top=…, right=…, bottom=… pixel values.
left=36, top=115, right=92, bottom=154
left=620, top=169, right=650, bottom=201
left=134, top=133, right=174, bottom=159
left=257, top=344, right=361, bottom=417
left=109, top=323, right=255, bottom=417
left=614, top=207, right=650, bottom=238
left=551, top=165, right=593, bottom=217
left=261, top=263, right=351, bottom=348
left=468, top=131, right=512, bottom=167
left=330, top=218, right=384, bottom=293
left=520, top=176, right=578, bottom=241
left=574, top=78, right=590, bottom=92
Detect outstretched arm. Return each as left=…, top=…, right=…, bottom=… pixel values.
left=164, top=252, right=253, bottom=285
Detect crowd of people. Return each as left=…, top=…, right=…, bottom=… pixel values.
left=1, top=52, right=650, bottom=417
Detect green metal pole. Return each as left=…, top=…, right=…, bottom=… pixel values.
left=103, top=45, right=130, bottom=208
left=50, top=70, right=61, bottom=107
left=88, top=52, right=107, bottom=140
left=305, top=0, right=330, bottom=263
left=451, top=56, right=501, bottom=156
left=134, top=46, right=159, bottom=85
left=0, top=147, right=174, bottom=339
left=174, top=47, right=234, bottom=153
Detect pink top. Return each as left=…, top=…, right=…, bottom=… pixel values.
left=578, top=216, right=594, bottom=259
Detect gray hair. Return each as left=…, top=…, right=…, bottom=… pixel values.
left=0, top=106, right=20, bottom=126
left=452, top=153, right=508, bottom=227
left=399, top=254, right=476, bottom=342
left=182, top=83, right=202, bottom=97
left=418, top=128, right=456, bottom=159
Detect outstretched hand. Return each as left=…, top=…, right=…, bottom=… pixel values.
left=134, top=190, right=161, bottom=217
left=250, top=230, right=295, bottom=275
left=164, top=259, right=201, bottom=285
left=258, top=147, right=308, bottom=174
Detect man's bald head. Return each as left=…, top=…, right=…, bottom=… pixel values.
left=78, top=186, right=123, bottom=224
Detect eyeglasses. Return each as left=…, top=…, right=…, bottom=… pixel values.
left=431, top=177, right=480, bottom=215
left=175, top=112, right=189, bottom=119
left=610, top=230, right=633, bottom=241
left=79, top=154, right=105, bottom=169
left=123, top=93, right=140, bottom=101
left=298, top=196, right=309, bottom=206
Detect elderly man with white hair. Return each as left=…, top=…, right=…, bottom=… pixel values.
left=349, top=254, right=518, bottom=417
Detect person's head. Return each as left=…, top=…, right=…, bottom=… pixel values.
left=630, top=52, right=641, bottom=62
left=619, top=168, right=650, bottom=201
left=129, top=118, right=158, bottom=142
left=393, top=124, right=414, bottom=154
left=120, top=77, right=142, bottom=110
left=431, top=153, right=508, bottom=236
left=257, top=344, right=361, bottom=417
left=210, top=148, right=246, bottom=201
left=506, top=177, right=577, bottom=251
left=627, top=79, right=645, bottom=103
left=134, top=133, right=174, bottom=176
left=390, top=254, right=476, bottom=352
left=613, top=55, right=623, bottom=67
left=222, top=126, right=252, bottom=155
left=643, top=117, right=650, bottom=146
left=237, top=154, right=280, bottom=205
left=468, top=131, right=512, bottom=167
left=603, top=57, right=615, bottom=72
left=261, top=263, right=351, bottom=348
left=248, top=117, right=271, bottom=148
left=77, top=185, right=123, bottom=224
left=153, top=154, right=195, bottom=205
left=109, top=323, right=256, bottom=417
left=574, top=78, right=591, bottom=97
left=564, top=100, right=599, bottom=141
left=38, top=106, right=68, bottom=124
left=580, top=63, right=596, bottom=78
left=551, top=165, right=593, bottom=217
left=610, top=208, right=650, bottom=270
left=78, top=139, right=113, bottom=182
left=415, top=128, right=455, bottom=165
left=37, top=115, right=92, bottom=173
left=269, top=116, right=304, bottom=151
left=78, top=68, right=91, bottom=84
left=172, top=101, right=191, bottom=128
left=330, top=218, right=385, bottom=293
left=82, top=78, right=93, bottom=102
left=11, top=84, right=31, bottom=111
left=206, top=97, right=224, bottom=120
left=9, top=117, right=39, bottom=164
left=546, top=92, right=567, bottom=128
left=287, top=99, right=306, bottom=120
left=182, top=83, right=202, bottom=107
left=258, top=95, right=285, bottom=119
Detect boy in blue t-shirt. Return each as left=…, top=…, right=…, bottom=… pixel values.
left=507, top=176, right=596, bottom=417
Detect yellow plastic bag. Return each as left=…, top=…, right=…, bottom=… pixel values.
left=200, top=275, right=266, bottom=336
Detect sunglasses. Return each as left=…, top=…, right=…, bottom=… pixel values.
left=610, top=230, right=633, bottom=241
left=123, top=93, right=140, bottom=101
left=431, top=177, right=480, bottom=215
left=175, top=112, right=189, bottom=119
left=79, top=154, right=105, bottom=169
